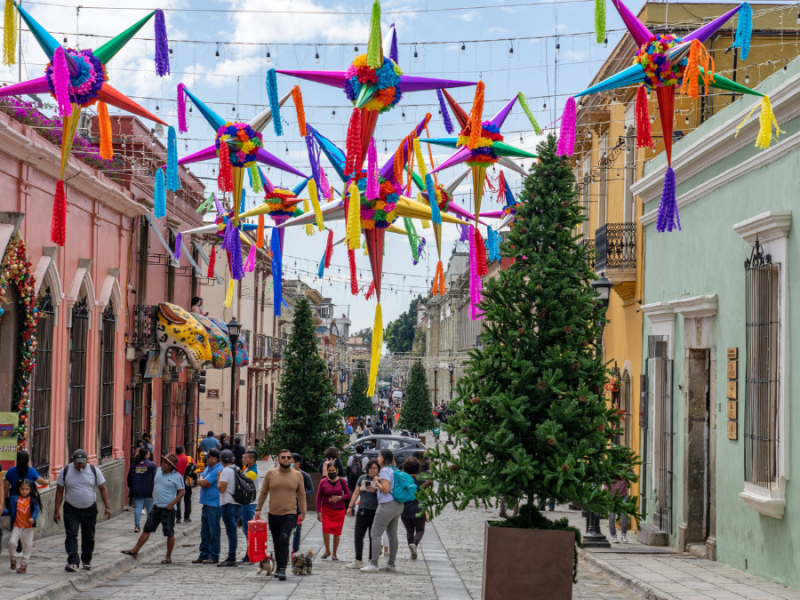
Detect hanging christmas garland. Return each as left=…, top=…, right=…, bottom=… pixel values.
left=0, top=235, right=37, bottom=447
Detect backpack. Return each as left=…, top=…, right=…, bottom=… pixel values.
left=63, top=464, right=97, bottom=487
left=348, top=455, right=364, bottom=480
left=184, top=462, right=199, bottom=483
left=391, top=469, right=418, bottom=503
left=232, top=467, right=257, bottom=505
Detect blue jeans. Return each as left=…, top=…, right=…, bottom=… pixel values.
left=221, top=504, right=243, bottom=561
left=241, top=504, right=256, bottom=541
left=199, top=505, right=221, bottom=562
left=133, top=497, right=154, bottom=527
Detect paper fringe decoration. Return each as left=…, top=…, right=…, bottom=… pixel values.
left=174, top=232, right=182, bottom=261
left=557, top=97, right=576, bottom=156
left=271, top=228, right=282, bottom=316
left=681, top=39, right=714, bottom=100
left=421, top=219, right=430, bottom=229
left=365, top=280, right=376, bottom=300
left=244, top=244, right=256, bottom=272
left=249, top=163, right=262, bottom=193
left=217, top=142, right=233, bottom=192
left=229, top=223, right=244, bottom=279
left=656, top=166, right=680, bottom=233
left=177, top=83, right=188, bottom=133
left=318, top=252, right=326, bottom=278
left=292, top=85, right=307, bottom=137
left=367, top=302, right=383, bottom=396
left=346, top=184, right=362, bottom=249
left=97, top=101, right=113, bottom=160
left=458, top=223, right=469, bottom=242
left=166, top=126, right=181, bottom=191
left=486, top=226, right=500, bottom=262
left=468, top=225, right=483, bottom=321
left=635, top=86, right=654, bottom=149
left=256, top=214, right=265, bottom=248
left=431, top=260, right=446, bottom=296
left=325, top=228, right=334, bottom=268
left=51, top=180, right=66, bottom=246
left=266, top=69, right=284, bottom=137
left=345, top=108, right=362, bottom=177
left=303, top=198, right=314, bottom=236
left=594, top=0, right=606, bottom=44
left=320, top=168, right=332, bottom=201
left=3, top=0, right=15, bottom=66
left=474, top=226, right=488, bottom=275
left=467, top=81, right=485, bottom=149
left=224, top=278, right=234, bottom=308
left=348, top=248, right=358, bottom=295
left=363, top=238, right=369, bottom=256
left=308, top=179, right=324, bottom=230
left=207, top=246, right=216, bottom=277
left=52, top=47, right=72, bottom=118
left=733, top=2, right=752, bottom=61
left=403, top=217, right=419, bottom=263
left=366, top=138, right=379, bottom=199
left=425, top=175, right=442, bottom=225
left=413, top=137, right=427, bottom=179
left=366, top=0, right=382, bottom=69
left=518, top=93, right=542, bottom=135
left=154, top=169, right=166, bottom=218
left=154, top=10, right=170, bottom=77
left=437, top=90, right=454, bottom=134
left=736, top=95, right=783, bottom=150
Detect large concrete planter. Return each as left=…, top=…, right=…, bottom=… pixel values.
left=482, top=521, right=574, bottom=600
left=307, top=473, right=323, bottom=512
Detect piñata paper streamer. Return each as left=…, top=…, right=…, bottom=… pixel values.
left=207, top=246, right=216, bottom=277
left=635, top=86, right=654, bottom=149
left=308, top=179, right=324, bottom=230
left=414, top=137, right=427, bottom=179
left=271, top=227, right=282, bottom=316
left=474, top=226, right=488, bottom=275
left=3, top=0, right=16, bottom=67
left=318, top=252, right=326, bottom=278
left=424, top=175, right=442, bottom=225
left=437, top=90, right=454, bottom=134
left=367, top=302, right=383, bottom=396
left=218, top=142, right=233, bottom=192
left=325, top=228, right=334, bottom=268
left=366, top=139, right=379, bottom=199
left=51, top=180, right=66, bottom=246
left=403, top=217, right=419, bottom=263
left=177, top=83, right=188, bottom=133
left=468, top=225, right=484, bottom=321
left=366, top=0, right=382, bottom=69
left=267, top=69, right=283, bottom=137
left=249, top=164, right=263, bottom=193
left=733, top=2, right=752, bottom=60
left=154, top=169, right=166, bottom=218
left=166, top=126, right=181, bottom=191
left=52, top=47, right=72, bottom=118
left=681, top=39, right=714, bottom=100
left=346, top=184, right=362, bottom=250
left=736, top=95, right=783, bottom=150
left=467, top=82, right=485, bottom=149
left=244, top=244, right=256, bottom=272
left=365, top=280, right=375, bottom=300
left=97, top=101, right=113, bottom=160
left=656, top=166, right=680, bottom=233
left=431, top=260, right=446, bottom=296
left=292, top=85, right=307, bottom=137
left=174, top=232, right=182, bottom=261
left=518, top=93, right=542, bottom=135
left=224, top=278, right=234, bottom=308
left=229, top=223, right=244, bottom=280
left=154, top=9, right=170, bottom=77
left=345, top=109, right=362, bottom=177
left=557, top=97, right=576, bottom=156
left=348, top=248, right=358, bottom=295
left=595, top=0, right=606, bottom=44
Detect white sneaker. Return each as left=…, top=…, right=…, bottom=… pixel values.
left=408, top=544, right=418, bottom=560
left=379, top=564, right=396, bottom=572
left=620, top=534, right=628, bottom=543
left=360, top=563, right=380, bottom=573
left=346, top=560, right=364, bottom=569
left=610, top=536, right=619, bottom=544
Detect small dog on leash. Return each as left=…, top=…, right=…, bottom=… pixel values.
left=257, top=552, right=275, bottom=576
left=291, top=549, right=314, bottom=575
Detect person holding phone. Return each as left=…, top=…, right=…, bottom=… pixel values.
left=345, top=460, right=380, bottom=569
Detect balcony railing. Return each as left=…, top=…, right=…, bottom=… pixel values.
left=595, top=223, right=635, bottom=272
left=273, top=338, right=286, bottom=358
left=255, top=334, right=269, bottom=359
left=129, top=305, right=158, bottom=349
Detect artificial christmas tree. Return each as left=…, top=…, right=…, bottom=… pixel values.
left=258, top=298, right=347, bottom=469
left=344, top=361, right=373, bottom=418
left=419, top=134, right=639, bottom=592
left=397, top=360, right=436, bottom=433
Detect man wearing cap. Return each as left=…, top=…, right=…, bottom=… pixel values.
left=216, top=449, right=241, bottom=568
left=53, top=450, right=112, bottom=572
left=120, top=453, right=185, bottom=564
left=193, top=448, right=223, bottom=564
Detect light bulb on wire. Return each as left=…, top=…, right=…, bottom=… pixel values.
left=603, top=38, right=608, bottom=48
left=460, top=42, right=465, bottom=55
left=508, top=41, right=514, bottom=58
left=414, top=45, right=418, bottom=62
left=266, top=49, right=271, bottom=63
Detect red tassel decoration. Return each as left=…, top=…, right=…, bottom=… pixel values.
left=256, top=215, right=265, bottom=248
left=474, top=227, right=488, bottom=275
left=51, top=179, right=67, bottom=246
left=207, top=246, right=216, bottom=278
left=218, top=142, right=233, bottom=192
left=345, top=108, right=362, bottom=177
left=325, top=229, right=334, bottom=268
left=635, top=86, right=655, bottom=149
left=348, top=248, right=358, bottom=295
left=365, top=280, right=376, bottom=300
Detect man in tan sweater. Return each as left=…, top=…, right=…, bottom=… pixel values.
left=255, top=449, right=306, bottom=580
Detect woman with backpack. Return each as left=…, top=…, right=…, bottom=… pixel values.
left=127, top=448, right=156, bottom=533
left=316, top=461, right=351, bottom=560
left=399, top=458, right=429, bottom=560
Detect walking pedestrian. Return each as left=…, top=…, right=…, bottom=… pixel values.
left=192, top=448, right=223, bottom=565
left=608, top=475, right=630, bottom=543
left=239, top=450, right=259, bottom=563
left=255, top=449, right=307, bottom=580
left=120, top=453, right=185, bottom=564
left=198, top=431, right=221, bottom=461
left=291, top=453, right=313, bottom=555
left=4, top=450, right=48, bottom=500
left=345, top=459, right=379, bottom=569
left=346, top=444, right=368, bottom=493
left=360, top=449, right=404, bottom=573
left=126, top=448, right=156, bottom=533
left=53, top=449, right=112, bottom=572
left=141, top=434, right=154, bottom=456
left=175, top=446, right=197, bottom=523
left=318, top=447, right=345, bottom=478
left=316, top=461, right=350, bottom=561
left=232, top=438, right=246, bottom=469
left=399, top=457, right=428, bottom=559
left=216, top=449, right=241, bottom=567
left=7, top=478, right=41, bottom=573
left=219, top=434, right=231, bottom=451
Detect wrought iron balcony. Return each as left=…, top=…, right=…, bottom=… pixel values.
left=254, top=334, right=269, bottom=359
left=273, top=337, right=286, bottom=358
left=129, top=305, right=158, bottom=349
left=595, top=223, right=636, bottom=273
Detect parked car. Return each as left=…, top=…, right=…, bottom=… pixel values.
left=344, top=435, right=425, bottom=467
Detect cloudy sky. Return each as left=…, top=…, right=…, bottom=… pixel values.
left=3, top=0, right=638, bottom=330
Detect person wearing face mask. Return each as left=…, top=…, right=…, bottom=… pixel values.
left=315, top=462, right=351, bottom=561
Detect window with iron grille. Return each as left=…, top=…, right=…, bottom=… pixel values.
left=31, top=288, right=54, bottom=477
left=744, top=241, right=780, bottom=489
left=98, top=302, right=115, bottom=460
left=68, top=297, right=89, bottom=457
left=183, top=383, right=196, bottom=458
left=130, top=384, right=149, bottom=460
left=161, top=381, right=174, bottom=454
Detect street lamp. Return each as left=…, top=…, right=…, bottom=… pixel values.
left=591, top=272, right=613, bottom=312
left=227, top=317, right=241, bottom=446
left=448, top=364, right=454, bottom=402
left=433, top=366, right=438, bottom=406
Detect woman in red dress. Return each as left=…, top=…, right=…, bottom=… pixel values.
left=316, top=461, right=351, bottom=560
